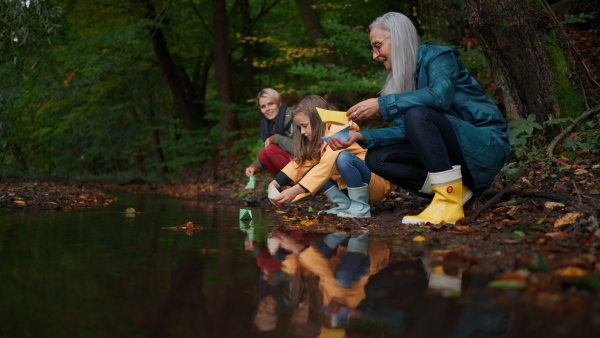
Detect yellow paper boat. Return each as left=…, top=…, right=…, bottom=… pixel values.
left=316, top=108, right=348, bottom=125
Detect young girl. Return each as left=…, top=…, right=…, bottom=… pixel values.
left=269, top=95, right=393, bottom=218
left=245, top=88, right=295, bottom=178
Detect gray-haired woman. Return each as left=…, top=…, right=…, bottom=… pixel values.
left=329, top=12, right=510, bottom=225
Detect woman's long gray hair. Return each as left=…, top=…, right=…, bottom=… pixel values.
left=369, top=12, right=419, bottom=96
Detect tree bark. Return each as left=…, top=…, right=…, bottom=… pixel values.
left=11, top=143, right=28, bottom=173
left=461, top=0, right=584, bottom=122
left=237, top=0, right=256, bottom=101
left=144, top=0, right=205, bottom=130
left=149, top=109, right=168, bottom=175
left=294, top=0, right=336, bottom=65
left=213, top=0, right=239, bottom=146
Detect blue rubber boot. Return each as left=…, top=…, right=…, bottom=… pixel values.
left=323, top=185, right=351, bottom=214
left=337, top=185, right=371, bottom=218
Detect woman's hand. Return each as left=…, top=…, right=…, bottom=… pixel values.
left=272, top=184, right=305, bottom=204
left=245, top=166, right=257, bottom=177
left=346, top=98, right=380, bottom=121
left=328, top=131, right=366, bottom=151
left=264, top=136, right=272, bottom=148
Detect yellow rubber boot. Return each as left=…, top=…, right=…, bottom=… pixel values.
left=420, top=165, right=472, bottom=205
left=403, top=166, right=464, bottom=224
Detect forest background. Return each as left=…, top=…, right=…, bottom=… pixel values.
left=1, top=0, right=598, bottom=185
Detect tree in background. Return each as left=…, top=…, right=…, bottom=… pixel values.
left=461, top=0, right=589, bottom=122
left=0, top=0, right=598, bottom=180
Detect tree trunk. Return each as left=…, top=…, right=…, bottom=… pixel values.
left=11, top=143, right=28, bottom=172
left=294, top=0, right=336, bottom=65
left=144, top=0, right=205, bottom=130
left=237, top=0, right=256, bottom=101
left=213, top=0, right=239, bottom=147
left=461, top=0, right=585, bottom=122
left=149, top=110, right=167, bottom=175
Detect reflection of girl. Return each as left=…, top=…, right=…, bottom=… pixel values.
left=273, top=231, right=393, bottom=331
left=269, top=95, right=393, bottom=218
left=245, top=88, right=294, bottom=178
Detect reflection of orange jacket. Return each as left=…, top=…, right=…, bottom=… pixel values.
left=281, top=241, right=393, bottom=308
left=281, top=123, right=393, bottom=203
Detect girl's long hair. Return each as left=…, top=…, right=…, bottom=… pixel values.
left=291, top=95, right=337, bottom=167
left=369, top=12, right=419, bottom=96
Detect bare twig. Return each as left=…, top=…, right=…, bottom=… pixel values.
left=547, top=105, right=600, bottom=159
left=572, top=180, right=583, bottom=212
left=468, top=168, right=526, bottom=222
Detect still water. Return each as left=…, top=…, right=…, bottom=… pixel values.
left=0, top=193, right=597, bottom=337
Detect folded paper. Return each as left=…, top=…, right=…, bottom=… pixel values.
left=322, top=122, right=351, bottom=144
left=316, top=108, right=348, bottom=125
left=239, top=209, right=253, bottom=220
left=268, top=184, right=281, bottom=199
left=267, top=237, right=280, bottom=255
left=244, top=175, right=256, bottom=189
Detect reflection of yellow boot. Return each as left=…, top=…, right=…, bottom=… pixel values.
left=403, top=166, right=464, bottom=224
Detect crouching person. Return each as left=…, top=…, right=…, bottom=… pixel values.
left=269, top=95, right=393, bottom=218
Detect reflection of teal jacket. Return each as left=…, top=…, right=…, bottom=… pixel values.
left=361, top=44, right=510, bottom=196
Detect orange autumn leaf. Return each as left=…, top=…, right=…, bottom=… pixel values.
left=555, top=266, right=587, bottom=278
left=413, top=235, right=426, bottom=242
left=554, top=212, right=584, bottom=227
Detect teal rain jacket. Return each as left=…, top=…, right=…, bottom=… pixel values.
left=361, top=44, right=511, bottom=196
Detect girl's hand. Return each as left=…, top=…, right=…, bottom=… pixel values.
left=269, top=180, right=281, bottom=189
left=272, top=184, right=305, bottom=204
left=328, top=131, right=366, bottom=151
left=245, top=166, right=257, bottom=177
left=273, top=232, right=305, bottom=254
left=346, top=98, right=380, bottom=121
left=268, top=181, right=282, bottom=206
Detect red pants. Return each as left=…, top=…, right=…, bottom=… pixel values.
left=258, top=144, right=292, bottom=177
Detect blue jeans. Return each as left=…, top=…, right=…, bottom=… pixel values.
left=320, top=151, right=371, bottom=191
left=336, top=151, right=372, bottom=188
left=365, top=106, right=473, bottom=193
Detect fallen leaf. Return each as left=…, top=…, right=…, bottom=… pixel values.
left=413, top=235, right=426, bottom=242
left=544, top=201, right=565, bottom=210
left=300, top=220, right=313, bottom=226
left=554, top=212, right=584, bottom=227
left=555, top=266, right=587, bottom=278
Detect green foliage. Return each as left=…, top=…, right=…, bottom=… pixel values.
left=502, top=112, right=600, bottom=180
left=0, top=0, right=63, bottom=65
left=561, top=11, right=596, bottom=24
left=508, top=114, right=544, bottom=154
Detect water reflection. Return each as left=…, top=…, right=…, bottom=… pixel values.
left=248, top=229, right=509, bottom=337
left=1, top=194, right=598, bottom=337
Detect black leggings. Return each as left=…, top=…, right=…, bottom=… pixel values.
left=365, top=106, right=474, bottom=194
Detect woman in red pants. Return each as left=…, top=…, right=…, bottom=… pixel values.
left=245, top=88, right=295, bottom=178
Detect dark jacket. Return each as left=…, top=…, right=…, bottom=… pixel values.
left=252, top=105, right=294, bottom=170
left=361, top=44, right=510, bottom=196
